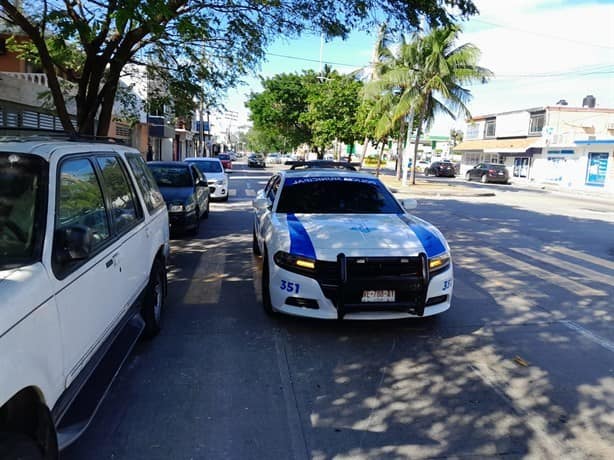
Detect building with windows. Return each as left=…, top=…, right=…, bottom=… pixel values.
left=454, top=101, right=614, bottom=192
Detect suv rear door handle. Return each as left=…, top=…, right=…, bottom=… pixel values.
left=105, top=259, right=113, bottom=268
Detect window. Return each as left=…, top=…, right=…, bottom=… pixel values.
left=0, top=153, right=47, bottom=269
left=56, top=158, right=110, bottom=252
left=485, top=119, right=496, bottom=138
left=267, top=176, right=281, bottom=202
left=187, top=160, right=223, bottom=173
left=0, top=38, right=6, bottom=56
left=96, top=156, right=141, bottom=234
left=126, top=154, right=165, bottom=212
left=529, top=113, right=545, bottom=135
left=513, top=158, right=529, bottom=178
left=277, top=177, right=403, bottom=214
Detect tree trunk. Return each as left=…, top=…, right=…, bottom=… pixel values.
left=375, top=139, right=386, bottom=178
left=396, top=119, right=405, bottom=181
left=359, top=136, right=370, bottom=168
left=411, top=105, right=428, bottom=185
left=401, top=109, right=415, bottom=186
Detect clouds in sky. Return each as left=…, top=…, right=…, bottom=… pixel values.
left=226, top=0, right=614, bottom=135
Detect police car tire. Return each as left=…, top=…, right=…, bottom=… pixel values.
left=203, top=201, right=209, bottom=219
left=252, top=226, right=261, bottom=256
left=261, top=251, right=275, bottom=315
left=0, top=432, right=44, bottom=460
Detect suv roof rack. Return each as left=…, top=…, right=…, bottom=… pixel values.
left=287, top=160, right=360, bottom=171
left=0, top=128, right=127, bottom=144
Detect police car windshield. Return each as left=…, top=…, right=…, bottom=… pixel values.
left=0, top=153, right=47, bottom=269
left=276, top=177, right=402, bottom=214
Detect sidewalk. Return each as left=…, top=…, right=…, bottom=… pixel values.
left=379, top=175, right=496, bottom=197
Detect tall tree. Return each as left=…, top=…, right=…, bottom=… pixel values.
left=406, top=26, right=492, bottom=184
left=300, top=71, right=363, bottom=158
left=0, top=0, right=478, bottom=137
left=246, top=72, right=313, bottom=152
left=365, top=25, right=492, bottom=184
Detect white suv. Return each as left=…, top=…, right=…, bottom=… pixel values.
left=0, top=139, right=170, bottom=458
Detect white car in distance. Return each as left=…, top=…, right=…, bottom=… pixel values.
left=185, top=157, right=229, bottom=201
left=252, top=162, right=453, bottom=320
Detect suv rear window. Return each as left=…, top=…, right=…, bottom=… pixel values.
left=0, top=153, right=47, bottom=269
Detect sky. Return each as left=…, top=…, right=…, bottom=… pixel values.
left=217, top=0, right=614, bottom=137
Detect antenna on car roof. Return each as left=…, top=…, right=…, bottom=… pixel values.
left=287, top=160, right=360, bottom=171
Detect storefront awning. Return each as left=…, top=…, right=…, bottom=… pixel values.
left=454, top=138, right=539, bottom=153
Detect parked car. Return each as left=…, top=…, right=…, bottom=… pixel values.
left=424, top=161, right=455, bottom=177
left=248, top=153, right=266, bottom=168
left=465, top=163, right=510, bottom=184
left=185, top=157, right=229, bottom=201
left=252, top=161, right=453, bottom=319
left=0, top=139, right=170, bottom=458
left=266, top=153, right=282, bottom=164
left=218, top=153, right=232, bottom=170
left=415, top=160, right=430, bottom=173
left=148, top=161, right=210, bottom=233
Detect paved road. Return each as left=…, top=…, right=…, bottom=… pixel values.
left=64, top=161, right=614, bottom=459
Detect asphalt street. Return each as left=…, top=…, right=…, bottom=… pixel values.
left=64, top=161, right=614, bottom=460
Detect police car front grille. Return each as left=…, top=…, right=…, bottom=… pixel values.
left=315, top=257, right=422, bottom=284
left=346, top=257, right=421, bottom=278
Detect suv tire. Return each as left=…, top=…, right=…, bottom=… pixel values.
left=481, top=174, right=488, bottom=183
left=142, top=260, right=166, bottom=338
left=252, top=226, right=261, bottom=256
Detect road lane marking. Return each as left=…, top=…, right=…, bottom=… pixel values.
left=544, top=246, right=614, bottom=271
left=229, top=189, right=237, bottom=196
left=479, top=247, right=606, bottom=297
left=512, top=247, right=614, bottom=286
left=245, top=189, right=256, bottom=197
left=561, top=320, right=614, bottom=353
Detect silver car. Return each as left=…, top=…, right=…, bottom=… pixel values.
left=185, top=157, right=229, bottom=201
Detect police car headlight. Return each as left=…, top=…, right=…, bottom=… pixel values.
left=274, top=251, right=316, bottom=274
left=216, top=179, right=224, bottom=185
left=429, top=253, right=450, bottom=274
left=168, top=203, right=183, bottom=213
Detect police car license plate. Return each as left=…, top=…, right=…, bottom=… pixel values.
left=361, top=289, right=396, bottom=302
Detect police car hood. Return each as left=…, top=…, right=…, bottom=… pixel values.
left=281, top=213, right=447, bottom=260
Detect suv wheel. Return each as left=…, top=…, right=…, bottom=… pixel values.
left=142, top=260, right=166, bottom=338
left=481, top=174, right=488, bottom=183
left=203, top=201, right=210, bottom=219
left=465, top=172, right=471, bottom=181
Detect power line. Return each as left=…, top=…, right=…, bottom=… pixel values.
left=473, top=18, right=614, bottom=50
left=265, top=52, right=363, bottom=68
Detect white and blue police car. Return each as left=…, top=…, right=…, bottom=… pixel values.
left=252, top=162, right=453, bottom=320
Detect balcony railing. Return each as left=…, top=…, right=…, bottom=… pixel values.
left=0, top=72, right=49, bottom=86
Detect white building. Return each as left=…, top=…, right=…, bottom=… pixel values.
left=454, top=100, right=614, bottom=193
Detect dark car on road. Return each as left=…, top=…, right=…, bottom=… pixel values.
left=424, top=161, right=455, bottom=177
left=465, top=163, right=510, bottom=184
left=248, top=153, right=266, bottom=168
left=148, top=161, right=210, bottom=234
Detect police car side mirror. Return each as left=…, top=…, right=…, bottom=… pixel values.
left=401, top=198, right=417, bottom=210
left=253, top=197, right=271, bottom=210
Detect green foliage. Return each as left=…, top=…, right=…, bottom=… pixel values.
left=0, top=0, right=478, bottom=136
left=300, top=71, right=363, bottom=150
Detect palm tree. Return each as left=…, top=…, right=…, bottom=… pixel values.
left=365, top=25, right=493, bottom=185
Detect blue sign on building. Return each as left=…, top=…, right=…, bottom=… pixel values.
left=585, top=152, right=609, bottom=186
